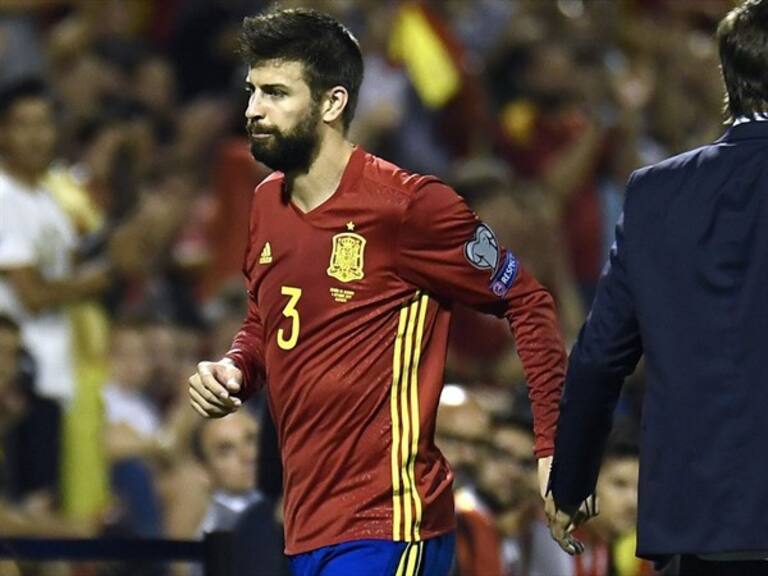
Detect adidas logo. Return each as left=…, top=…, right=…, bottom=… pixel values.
left=259, top=242, right=273, bottom=264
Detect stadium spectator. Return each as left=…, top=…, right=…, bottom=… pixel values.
left=104, top=321, right=165, bottom=459
left=143, top=319, right=188, bottom=413
left=488, top=30, right=605, bottom=305
left=190, top=410, right=288, bottom=576
left=451, top=394, right=573, bottom=576
left=0, top=313, right=62, bottom=520
left=103, top=318, right=199, bottom=540
left=448, top=394, right=505, bottom=576
left=0, top=314, right=90, bottom=539
left=133, top=53, right=178, bottom=146
left=0, top=315, right=24, bottom=425
left=486, top=405, right=572, bottom=576
left=103, top=319, right=167, bottom=538
left=0, top=77, right=111, bottom=404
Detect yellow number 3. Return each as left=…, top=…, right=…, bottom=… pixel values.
left=277, top=286, right=302, bottom=350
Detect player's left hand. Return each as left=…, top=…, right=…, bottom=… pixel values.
left=545, top=495, right=584, bottom=555
left=539, top=455, right=584, bottom=554
left=537, top=455, right=599, bottom=519
left=544, top=492, right=599, bottom=555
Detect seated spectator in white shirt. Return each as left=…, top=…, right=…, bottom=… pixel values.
left=0, top=78, right=110, bottom=404
left=103, top=318, right=174, bottom=538
left=103, top=320, right=162, bottom=453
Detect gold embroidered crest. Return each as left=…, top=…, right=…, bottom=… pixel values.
left=327, top=232, right=366, bottom=282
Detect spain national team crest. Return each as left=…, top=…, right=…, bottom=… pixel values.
left=327, top=231, right=366, bottom=283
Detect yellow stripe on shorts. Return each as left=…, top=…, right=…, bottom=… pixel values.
left=395, top=541, right=424, bottom=576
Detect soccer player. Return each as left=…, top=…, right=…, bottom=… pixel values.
left=189, top=8, right=568, bottom=575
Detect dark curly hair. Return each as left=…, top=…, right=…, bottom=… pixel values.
left=239, top=8, right=364, bottom=131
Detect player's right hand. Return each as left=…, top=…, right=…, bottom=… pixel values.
left=188, top=360, right=243, bottom=418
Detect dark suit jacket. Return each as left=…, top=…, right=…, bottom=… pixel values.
left=232, top=496, right=291, bottom=576
left=551, top=120, right=768, bottom=559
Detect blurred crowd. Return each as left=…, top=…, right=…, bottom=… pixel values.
left=0, top=0, right=735, bottom=575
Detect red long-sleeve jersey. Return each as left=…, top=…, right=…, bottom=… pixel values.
left=226, top=147, right=565, bottom=554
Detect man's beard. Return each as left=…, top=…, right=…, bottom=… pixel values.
left=247, top=105, right=321, bottom=174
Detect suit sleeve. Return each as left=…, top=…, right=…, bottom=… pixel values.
left=396, top=180, right=567, bottom=457
left=550, top=174, right=644, bottom=510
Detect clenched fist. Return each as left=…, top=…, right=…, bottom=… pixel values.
left=188, top=359, right=244, bottom=418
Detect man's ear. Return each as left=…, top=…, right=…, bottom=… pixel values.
left=321, top=86, right=349, bottom=124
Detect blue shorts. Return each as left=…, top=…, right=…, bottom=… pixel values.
left=288, top=532, right=455, bottom=576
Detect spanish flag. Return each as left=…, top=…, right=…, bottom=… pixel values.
left=389, top=2, right=463, bottom=109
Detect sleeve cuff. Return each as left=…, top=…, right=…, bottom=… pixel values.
left=224, top=350, right=257, bottom=401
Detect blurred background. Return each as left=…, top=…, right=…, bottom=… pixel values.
left=0, top=0, right=735, bottom=575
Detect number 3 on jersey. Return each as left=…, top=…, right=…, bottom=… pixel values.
left=277, top=286, right=302, bottom=350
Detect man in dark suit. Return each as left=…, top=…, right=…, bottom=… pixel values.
left=547, top=1, right=768, bottom=574
left=191, top=409, right=289, bottom=576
